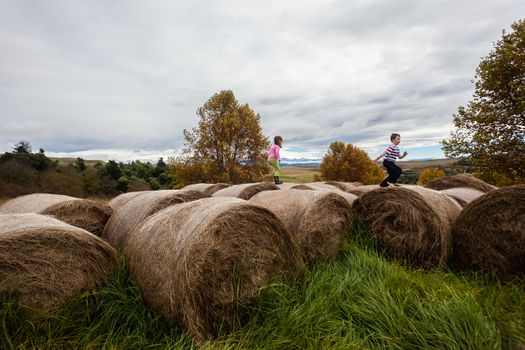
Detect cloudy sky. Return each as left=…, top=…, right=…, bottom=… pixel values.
left=1, top=0, right=523, bottom=162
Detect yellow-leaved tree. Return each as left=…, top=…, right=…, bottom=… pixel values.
left=417, top=167, right=445, bottom=186
left=169, top=90, right=270, bottom=187
left=320, top=141, right=384, bottom=184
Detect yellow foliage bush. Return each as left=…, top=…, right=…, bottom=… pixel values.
left=417, top=167, right=445, bottom=186
left=320, top=141, right=384, bottom=185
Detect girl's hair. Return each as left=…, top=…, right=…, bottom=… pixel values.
left=274, top=136, right=283, bottom=145
left=390, top=133, right=400, bottom=142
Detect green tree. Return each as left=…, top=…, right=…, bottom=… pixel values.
left=13, top=140, right=32, bottom=153
left=75, top=157, right=87, bottom=172
left=442, top=19, right=525, bottom=186
left=171, top=90, right=270, bottom=185
left=320, top=141, right=384, bottom=184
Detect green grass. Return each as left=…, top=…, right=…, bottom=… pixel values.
left=2, top=228, right=524, bottom=349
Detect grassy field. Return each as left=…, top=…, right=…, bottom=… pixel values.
left=2, top=226, right=524, bottom=349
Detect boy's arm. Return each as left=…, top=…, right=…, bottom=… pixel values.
left=374, top=152, right=386, bottom=162
left=398, top=151, right=408, bottom=159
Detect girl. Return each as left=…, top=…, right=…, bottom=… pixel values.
left=268, top=136, right=283, bottom=184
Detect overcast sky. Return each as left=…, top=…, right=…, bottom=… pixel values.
left=1, top=0, right=523, bottom=162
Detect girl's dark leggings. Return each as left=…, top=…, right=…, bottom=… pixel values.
left=381, top=160, right=402, bottom=186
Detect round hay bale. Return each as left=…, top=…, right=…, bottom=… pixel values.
left=250, top=189, right=354, bottom=264
left=125, top=197, right=303, bottom=342
left=451, top=185, right=525, bottom=281
left=108, top=191, right=149, bottom=210
left=352, top=186, right=462, bottom=268
left=103, top=190, right=206, bottom=250
left=182, top=183, right=230, bottom=196
left=347, top=184, right=382, bottom=196
left=424, top=174, right=497, bottom=193
left=303, top=182, right=342, bottom=191
left=0, top=213, right=119, bottom=311
left=0, top=193, right=112, bottom=236
left=325, top=181, right=363, bottom=191
left=212, top=182, right=279, bottom=200
left=440, top=187, right=485, bottom=207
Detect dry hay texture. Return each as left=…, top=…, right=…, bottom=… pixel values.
left=303, top=182, right=343, bottom=191
left=347, top=184, right=382, bottom=196
left=352, top=186, right=462, bottom=269
left=125, top=197, right=303, bottom=342
left=440, top=187, right=485, bottom=207
left=250, top=189, right=355, bottom=265
left=324, top=181, right=363, bottom=191
left=424, top=174, right=497, bottom=193
left=182, top=183, right=231, bottom=196
left=212, top=182, right=279, bottom=200
left=276, top=183, right=313, bottom=190
left=451, top=185, right=525, bottom=281
left=108, top=191, right=150, bottom=210
left=0, top=193, right=112, bottom=236
left=103, top=190, right=206, bottom=250
left=0, top=213, right=119, bottom=311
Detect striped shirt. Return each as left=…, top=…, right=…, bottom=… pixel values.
left=384, top=144, right=400, bottom=162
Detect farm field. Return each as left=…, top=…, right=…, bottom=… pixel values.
left=2, top=227, right=523, bottom=349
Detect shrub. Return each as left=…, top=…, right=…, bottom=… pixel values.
left=418, top=167, right=446, bottom=186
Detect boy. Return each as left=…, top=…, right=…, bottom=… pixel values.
left=374, top=133, right=408, bottom=187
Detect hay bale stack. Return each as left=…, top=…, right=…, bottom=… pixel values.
left=250, top=189, right=354, bottom=264
left=352, top=186, right=462, bottom=268
left=347, top=184, right=381, bottom=196
left=103, top=190, right=206, bottom=250
left=451, top=185, right=525, bottom=281
left=182, top=183, right=230, bottom=196
left=0, top=213, right=119, bottom=311
left=440, top=187, right=485, bottom=207
left=424, top=174, right=497, bottom=193
left=125, top=197, right=303, bottom=342
left=0, top=193, right=112, bottom=236
left=325, top=181, right=363, bottom=191
left=212, top=182, right=279, bottom=200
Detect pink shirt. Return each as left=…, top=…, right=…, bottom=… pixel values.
left=268, top=144, right=281, bottom=159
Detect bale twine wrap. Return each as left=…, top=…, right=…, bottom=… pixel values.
left=324, top=181, right=363, bottom=191
left=451, top=185, right=525, bottom=281
left=440, top=187, right=485, bottom=207
left=212, top=182, right=279, bottom=200
left=125, top=197, right=303, bottom=342
left=424, top=174, right=497, bottom=193
left=250, top=189, right=354, bottom=264
left=103, top=190, right=206, bottom=250
left=108, top=191, right=149, bottom=210
left=182, top=183, right=230, bottom=196
left=347, top=185, right=382, bottom=196
left=0, top=213, right=119, bottom=311
left=352, top=186, right=462, bottom=268
left=0, top=193, right=112, bottom=236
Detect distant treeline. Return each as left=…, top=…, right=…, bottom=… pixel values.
left=0, top=141, right=173, bottom=198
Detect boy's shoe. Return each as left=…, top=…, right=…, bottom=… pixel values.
left=389, top=183, right=401, bottom=187
left=379, top=182, right=389, bottom=187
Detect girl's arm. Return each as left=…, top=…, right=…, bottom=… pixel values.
left=374, top=152, right=386, bottom=162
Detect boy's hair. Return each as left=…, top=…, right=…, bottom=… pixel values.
left=390, top=133, right=400, bottom=142
left=274, top=136, right=283, bottom=145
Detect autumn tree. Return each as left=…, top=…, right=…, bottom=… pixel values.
left=320, top=141, right=384, bottom=184
left=442, top=19, right=525, bottom=186
left=417, top=167, right=445, bottom=186
left=170, top=90, right=270, bottom=186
